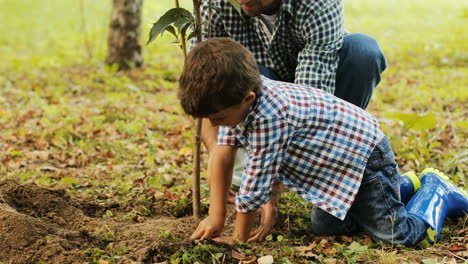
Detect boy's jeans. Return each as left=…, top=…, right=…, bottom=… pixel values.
left=258, top=33, right=387, bottom=110
left=310, top=137, right=429, bottom=247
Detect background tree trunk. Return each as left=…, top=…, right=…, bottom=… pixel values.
left=106, top=0, right=143, bottom=70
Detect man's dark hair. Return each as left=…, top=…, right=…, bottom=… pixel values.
left=178, top=37, right=261, bottom=117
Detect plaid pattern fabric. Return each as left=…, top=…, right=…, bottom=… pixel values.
left=218, top=77, right=385, bottom=220
left=194, top=0, right=344, bottom=94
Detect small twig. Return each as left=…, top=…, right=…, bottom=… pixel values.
left=207, top=0, right=213, bottom=38
left=191, top=0, right=203, bottom=220
left=444, top=250, right=465, bottom=261
left=175, top=0, right=188, bottom=57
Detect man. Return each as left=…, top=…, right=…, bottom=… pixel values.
left=194, top=0, right=387, bottom=242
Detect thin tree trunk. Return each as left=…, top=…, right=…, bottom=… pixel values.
left=106, top=0, right=143, bottom=70
left=191, top=0, right=203, bottom=221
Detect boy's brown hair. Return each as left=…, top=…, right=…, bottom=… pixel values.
left=178, top=37, right=261, bottom=117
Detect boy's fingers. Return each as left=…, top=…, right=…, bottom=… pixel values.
left=191, top=225, right=205, bottom=239
left=247, top=227, right=263, bottom=243
left=249, top=228, right=260, bottom=238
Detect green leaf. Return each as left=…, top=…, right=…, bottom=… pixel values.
left=60, top=177, right=80, bottom=185
left=422, top=258, right=436, bottom=264
left=164, top=25, right=178, bottom=39
left=227, top=0, right=243, bottom=16
left=187, top=30, right=198, bottom=41
left=428, top=141, right=441, bottom=150
left=9, top=150, right=24, bottom=158
left=173, top=17, right=193, bottom=33
left=147, top=8, right=193, bottom=45
left=385, top=112, right=437, bottom=131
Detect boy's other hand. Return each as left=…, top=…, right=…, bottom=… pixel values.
left=227, top=190, right=236, bottom=204
left=191, top=216, right=224, bottom=240
left=247, top=200, right=277, bottom=242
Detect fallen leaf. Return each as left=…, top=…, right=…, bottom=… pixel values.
left=240, top=255, right=257, bottom=264
left=447, top=243, right=466, bottom=252
left=134, top=215, right=145, bottom=223
left=323, top=258, right=338, bottom=264
left=323, top=248, right=339, bottom=256
left=178, top=147, right=192, bottom=156
left=363, top=235, right=373, bottom=245
left=98, top=259, right=109, bottom=264
left=341, top=236, right=353, bottom=243
left=231, top=250, right=246, bottom=260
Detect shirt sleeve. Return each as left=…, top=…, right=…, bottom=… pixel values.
left=294, top=1, right=344, bottom=94
left=235, top=117, right=288, bottom=213
left=217, top=125, right=241, bottom=146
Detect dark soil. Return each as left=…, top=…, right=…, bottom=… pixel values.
left=0, top=180, right=197, bottom=264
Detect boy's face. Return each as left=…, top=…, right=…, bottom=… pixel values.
left=237, top=0, right=281, bottom=16
left=207, top=92, right=256, bottom=127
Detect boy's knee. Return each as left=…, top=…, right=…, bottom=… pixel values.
left=310, top=208, right=358, bottom=236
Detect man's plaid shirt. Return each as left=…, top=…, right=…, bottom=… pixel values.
left=218, top=77, right=385, bottom=220
left=196, top=0, right=344, bottom=94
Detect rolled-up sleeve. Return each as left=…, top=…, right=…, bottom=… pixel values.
left=295, top=1, right=344, bottom=94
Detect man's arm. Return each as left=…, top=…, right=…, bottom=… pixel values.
left=295, top=1, right=344, bottom=94
left=191, top=145, right=237, bottom=239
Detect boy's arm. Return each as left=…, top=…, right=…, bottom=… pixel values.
left=191, top=145, right=237, bottom=240
left=248, top=180, right=285, bottom=242
left=233, top=210, right=258, bottom=242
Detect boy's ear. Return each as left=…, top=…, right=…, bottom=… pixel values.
left=243, top=91, right=256, bottom=104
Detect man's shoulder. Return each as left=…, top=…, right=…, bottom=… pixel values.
left=287, top=0, right=342, bottom=16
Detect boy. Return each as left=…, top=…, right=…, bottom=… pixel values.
left=179, top=38, right=467, bottom=246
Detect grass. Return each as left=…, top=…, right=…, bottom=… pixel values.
left=0, top=0, right=467, bottom=263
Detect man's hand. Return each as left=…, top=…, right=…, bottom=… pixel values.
left=191, top=216, right=224, bottom=240
left=247, top=200, right=277, bottom=242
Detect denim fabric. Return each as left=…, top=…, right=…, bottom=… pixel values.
left=258, top=33, right=387, bottom=110
left=310, top=137, right=429, bottom=247
left=334, top=33, right=387, bottom=109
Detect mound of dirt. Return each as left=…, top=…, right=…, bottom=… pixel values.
left=0, top=180, right=197, bottom=263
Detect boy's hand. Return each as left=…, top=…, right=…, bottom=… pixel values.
left=248, top=200, right=277, bottom=242
left=227, top=190, right=236, bottom=204
left=191, top=216, right=224, bottom=240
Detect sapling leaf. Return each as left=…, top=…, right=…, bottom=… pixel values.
left=147, top=7, right=193, bottom=45
left=165, top=25, right=178, bottom=39
left=187, top=31, right=198, bottom=41
left=173, top=17, right=193, bottom=33
left=227, top=0, right=243, bottom=16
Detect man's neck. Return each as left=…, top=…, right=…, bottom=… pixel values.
left=262, top=0, right=282, bottom=15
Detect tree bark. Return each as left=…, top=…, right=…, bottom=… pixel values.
left=106, top=0, right=143, bottom=70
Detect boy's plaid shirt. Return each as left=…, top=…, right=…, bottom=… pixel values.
left=218, top=77, right=385, bottom=220
left=195, top=0, right=344, bottom=94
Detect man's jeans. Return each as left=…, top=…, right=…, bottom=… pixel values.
left=258, top=33, right=387, bottom=110
left=310, top=137, right=429, bottom=246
